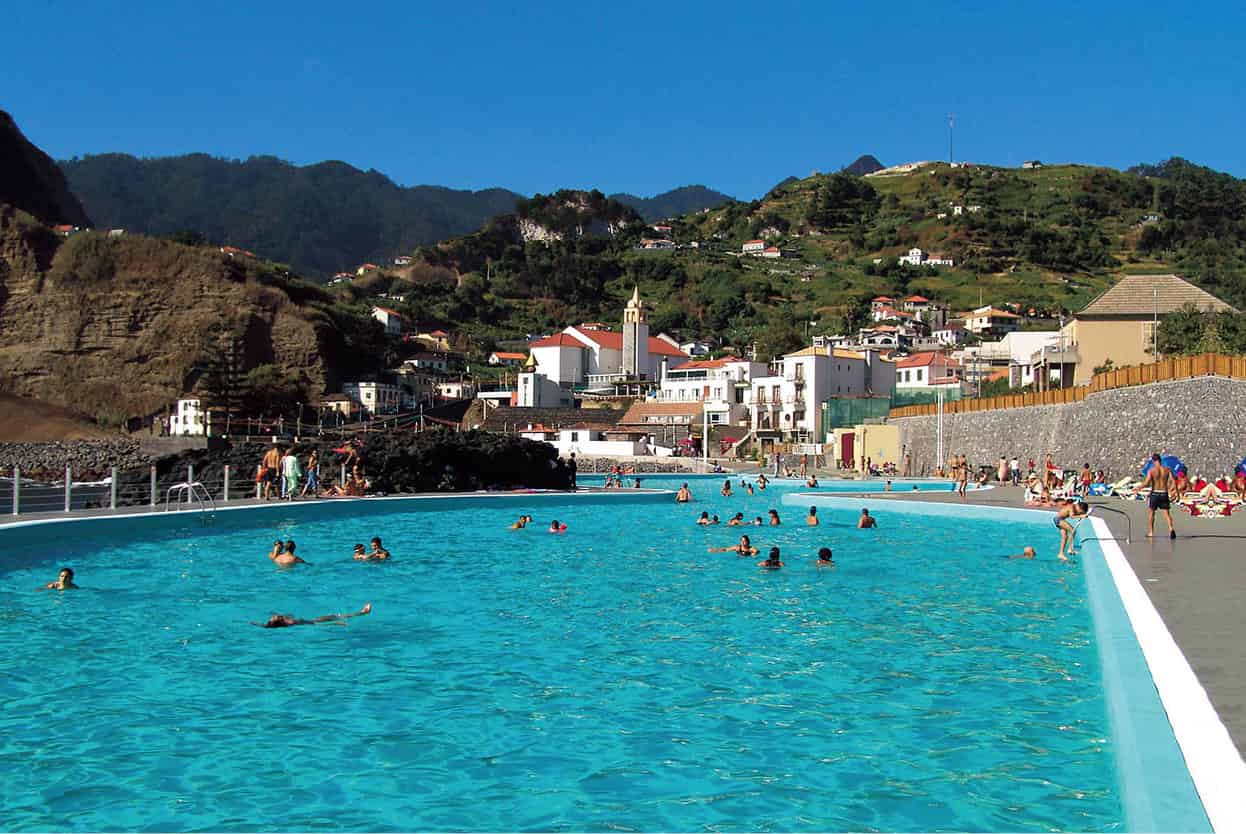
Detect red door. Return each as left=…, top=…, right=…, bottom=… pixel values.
left=840, top=432, right=854, bottom=468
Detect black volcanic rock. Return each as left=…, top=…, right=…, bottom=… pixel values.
left=0, top=111, right=91, bottom=227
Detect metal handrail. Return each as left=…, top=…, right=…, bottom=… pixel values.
left=164, top=481, right=217, bottom=519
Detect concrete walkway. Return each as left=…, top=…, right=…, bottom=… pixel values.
left=864, top=482, right=1246, bottom=755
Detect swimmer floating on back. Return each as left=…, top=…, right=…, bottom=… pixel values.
left=252, top=603, right=372, bottom=628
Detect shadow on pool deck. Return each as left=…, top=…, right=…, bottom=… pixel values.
left=860, top=482, right=1246, bottom=756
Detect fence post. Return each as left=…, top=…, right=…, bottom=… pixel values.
left=150, top=466, right=157, bottom=507
left=223, top=465, right=231, bottom=503
left=64, top=465, right=72, bottom=513
left=110, top=467, right=118, bottom=510
left=188, top=464, right=194, bottom=485
left=12, top=466, right=19, bottom=516
left=341, top=463, right=346, bottom=485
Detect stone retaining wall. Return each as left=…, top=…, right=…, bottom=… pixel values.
left=893, top=376, right=1246, bottom=479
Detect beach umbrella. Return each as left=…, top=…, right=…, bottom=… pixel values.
left=1141, top=455, right=1186, bottom=477
left=1236, top=456, right=1246, bottom=476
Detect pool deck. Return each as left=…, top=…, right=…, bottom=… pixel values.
left=861, top=482, right=1246, bottom=756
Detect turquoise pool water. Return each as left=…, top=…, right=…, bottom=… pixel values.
left=1, top=477, right=1123, bottom=830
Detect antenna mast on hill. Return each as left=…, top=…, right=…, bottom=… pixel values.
left=947, top=113, right=954, bottom=164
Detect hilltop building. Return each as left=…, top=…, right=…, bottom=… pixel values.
left=1060, top=273, right=1237, bottom=385
left=899, top=248, right=954, bottom=267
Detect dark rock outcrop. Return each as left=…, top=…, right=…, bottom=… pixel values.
left=0, top=110, right=91, bottom=228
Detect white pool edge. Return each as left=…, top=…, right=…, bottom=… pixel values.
left=1087, top=516, right=1246, bottom=833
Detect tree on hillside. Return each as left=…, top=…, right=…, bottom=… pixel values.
left=240, top=364, right=308, bottom=418
left=197, top=326, right=247, bottom=431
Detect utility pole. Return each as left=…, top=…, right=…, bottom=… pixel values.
left=1153, top=287, right=1159, bottom=361
left=948, top=113, right=954, bottom=164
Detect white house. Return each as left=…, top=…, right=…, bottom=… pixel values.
left=654, top=358, right=766, bottom=427
left=488, top=351, right=527, bottom=366
left=519, top=426, right=659, bottom=458
left=961, top=305, right=1022, bottom=338
left=750, top=347, right=894, bottom=441
left=679, top=340, right=713, bottom=357
left=742, top=240, right=766, bottom=255
left=393, top=255, right=413, bottom=266
left=434, top=379, right=474, bottom=400
left=167, top=398, right=208, bottom=436
left=405, top=352, right=449, bottom=372
left=894, top=352, right=963, bottom=391
left=962, top=330, right=1060, bottom=388
left=1022, top=160, right=1043, bottom=169
left=761, top=246, right=781, bottom=259
left=898, top=248, right=954, bottom=267
left=343, top=381, right=402, bottom=416
left=933, top=323, right=968, bottom=346
left=371, top=306, right=406, bottom=337
left=516, top=372, right=574, bottom=407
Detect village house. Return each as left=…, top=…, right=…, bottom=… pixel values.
left=894, top=352, right=963, bottom=393
left=898, top=248, right=954, bottom=267
left=53, top=224, right=81, bottom=236
left=329, top=272, right=354, bottom=285
left=932, top=322, right=968, bottom=346
left=1022, top=160, right=1043, bottom=169
left=167, top=398, right=208, bottom=436
left=961, top=305, right=1022, bottom=338
left=750, top=347, right=895, bottom=442
left=741, top=240, right=766, bottom=255
left=653, top=357, right=767, bottom=427
left=1059, top=273, right=1237, bottom=385
left=761, top=246, right=781, bottom=259
left=488, top=351, right=527, bottom=367
left=370, top=306, right=406, bottom=337
left=342, top=381, right=402, bottom=416
left=356, top=263, right=381, bottom=276
left=393, top=255, right=413, bottom=266
left=639, top=238, right=676, bottom=250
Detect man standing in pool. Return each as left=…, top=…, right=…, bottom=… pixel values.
left=40, top=567, right=78, bottom=590
left=268, top=540, right=309, bottom=567
left=758, top=547, right=784, bottom=569
left=252, top=603, right=372, bottom=628
left=857, top=508, right=877, bottom=528
left=675, top=483, right=692, bottom=503
left=1135, top=453, right=1178, bottom=540
left=805, top=506, right=819, bottom=526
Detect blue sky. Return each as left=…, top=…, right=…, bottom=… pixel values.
left=6, top=1, right=1245, bottom=199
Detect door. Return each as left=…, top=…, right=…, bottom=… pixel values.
left=840, top=432, right=854, bottom=469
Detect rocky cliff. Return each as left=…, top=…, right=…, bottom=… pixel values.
left=0, top=110, right=91, bottom=228
left=0, top=205, right=381, bottom=421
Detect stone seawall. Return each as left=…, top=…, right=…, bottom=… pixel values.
left=893, top=376, right=1246, bottom=479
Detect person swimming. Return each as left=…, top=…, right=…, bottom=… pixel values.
left=510, top=515, right=531, bottom=529
left=806, top=477, right=818, bottom=488
left=269, top=539, right=309, bottom=567
left=746, top=482, right=755, bottom=496
left=727, top=512, right=747, bottom=526
left=768, top=509, right=781, bottom=526
left=697, top=511, right=712, bottom=525
left=857, top=508, right=877, bottom=529
left=721, top=480, right=733, bottom=497
left=805, top=506, right=819, bottom=526
left=710, top=515, right=720, bottom=525
left=753, top=516, right=764, bottom=525
left=709, top=535, right=758, bottom=556
left=369, top=537, right=391, bottom=560
left=252, top=602, right=372, bottom=628
left=1009, top=546, right=1038, bottom=560
left=40, top=567, right=78, bottom=590
left=816, top=547, right=834, bottom=567
left=675, top=483, right=692, bottom=503
left=549, top=519, right=567, bottom=533
left=758, top=546, right=784, bottom=569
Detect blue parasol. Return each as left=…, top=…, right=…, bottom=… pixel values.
left=1141, top=455, right=1186, bottom=477
left=1237, top=457, right=1246, bottom=476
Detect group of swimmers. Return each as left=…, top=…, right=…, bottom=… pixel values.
left=510, top=515, right=568, bottom=533
left=703, top=507, right=877, bottom=570
left=266, top=536, right=391, bottom=565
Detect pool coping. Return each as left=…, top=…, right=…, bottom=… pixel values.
left=785, top=492, right=1246, bottom=832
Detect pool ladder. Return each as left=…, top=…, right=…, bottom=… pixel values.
left=164, top=481, right=217, bottom=524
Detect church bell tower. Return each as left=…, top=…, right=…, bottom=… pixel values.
left=622, top=286, right=649, bottom=379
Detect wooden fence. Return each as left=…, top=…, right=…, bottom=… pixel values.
left=888, top=353, right=1246, bottom=418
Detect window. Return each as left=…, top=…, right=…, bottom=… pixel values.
left=1141, top=321, right=1157, bottom=354
left=570, top=432, right=579, bottom=442
left=794, top=364, right=804, bottom=381
left=916, top=369, right=924, bottom=381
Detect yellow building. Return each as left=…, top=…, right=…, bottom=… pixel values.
left=830, top=423, right=900, bottom=472
left=1061, top=274, right=1236, bottom=385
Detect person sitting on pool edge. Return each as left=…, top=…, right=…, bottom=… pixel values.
left=709, top=535, right=758, bottom=557
left=857, top=508, right=877, bottom=529
left=40, top=567, right=78, bottom=590
left=253, top=603, right=372, bottom=628
left=758, top=547, right=784, bottom=569
left=816, top=547, right=834, bottom=567
left=806, top=506, right=819, bottom=526
left=768, top=509, right=781, bottom=526
left=269, top=539, right=309, bottom=567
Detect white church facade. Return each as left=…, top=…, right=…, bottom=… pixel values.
left=527, top=288, right=690, bottom=387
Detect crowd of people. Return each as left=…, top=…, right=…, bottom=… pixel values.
left=255, top=440, right=368, bottom=500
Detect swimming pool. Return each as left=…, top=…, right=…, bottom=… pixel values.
left=0, top=477, right=1207, bottom=830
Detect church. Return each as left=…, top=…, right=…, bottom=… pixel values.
left=526, top=288, right=690, bottom=389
